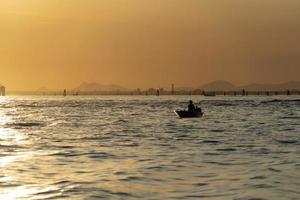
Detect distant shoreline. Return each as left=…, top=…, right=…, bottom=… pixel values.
left=5, top=89, right=300, bottom=96
left=2, top=80, right=300, bottom=96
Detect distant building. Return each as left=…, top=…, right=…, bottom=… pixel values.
left=159, top=88, right=164, bottom=94
left=0, top=85, right=5, bottom=96
left=171, top=84, right=174, bottom=95
left=148, top=88, right=156, bottom=95
left=156, top=89, right=160, bottom=96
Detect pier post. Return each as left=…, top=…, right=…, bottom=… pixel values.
left=0, top=86, right=5, bottom=96
left=171, top=84, right=174, bottom=95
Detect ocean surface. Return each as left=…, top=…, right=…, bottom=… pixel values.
left=0, top=95, right=299, bottom=200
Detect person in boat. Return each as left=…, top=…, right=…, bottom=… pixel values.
left=195, top=105, right=202, bottom=112
left=188, top=100, right=196, bottom=112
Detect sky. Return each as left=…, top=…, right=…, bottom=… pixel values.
left=0, top=0, right=300, bottom=90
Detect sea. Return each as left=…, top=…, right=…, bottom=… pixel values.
left=0, top=95, right=299, bottom=200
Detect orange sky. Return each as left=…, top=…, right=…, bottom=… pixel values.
left=0, top=0, right=300, bottom=90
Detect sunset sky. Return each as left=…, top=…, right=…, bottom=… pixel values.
left=0, top=0, right=300, bottom=90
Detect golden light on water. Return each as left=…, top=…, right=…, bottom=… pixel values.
left=0, top=100, right=36, bottom=200
left=0, top=136, right=36, bottom=200
left=0, top=186, right=38, bottom=200
left=0, top=93, right=299, bottom=199
left=0, top=98, right=130, bottom=199
left=0, top=128, right=43, bottom=200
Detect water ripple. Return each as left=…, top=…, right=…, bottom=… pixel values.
left=0, top=96, right=299, bottom=199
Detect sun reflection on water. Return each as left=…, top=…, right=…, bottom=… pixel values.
left=0, top=98, right=38, bottom=200
left=0, top=186, right=39, bottom=200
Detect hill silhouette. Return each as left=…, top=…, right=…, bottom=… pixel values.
left=73, top=82, right=129, bottom=91
left=239, top=81, right=300, bottom=91
left=199, top=80, right=237, bottom=91
left=199, top=80, right=300, bottom=91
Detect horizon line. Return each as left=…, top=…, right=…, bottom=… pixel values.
left=2, top=79, right=300, bottom=92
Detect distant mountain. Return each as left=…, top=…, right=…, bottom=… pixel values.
left=197, top=80, right=300, bottom=91
left=175, top=86, right=195, bottom=91
left=199, top=80, right=237, bottom=91
left=240, top=81, right=300, bottom=91
left=36, top=87, right=53, bottom=91
left=73, top=82, right=129, bottom=91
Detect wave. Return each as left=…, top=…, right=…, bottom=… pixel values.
left=261, top=99, right=300, bottom=104
left=50, top=151, right=116, bottom=159
left=275, top=139, right=298, bottom=144
left=200, top=100, right=257, bottom=107
left=201, top=140, right=221, bottom=144
left=5, top=122, right=45, bottom=128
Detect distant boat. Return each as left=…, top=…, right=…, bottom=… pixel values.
left=174, top=109, right=203, bottom=118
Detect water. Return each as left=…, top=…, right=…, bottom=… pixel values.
left=0, top=95, right=299, bottom=200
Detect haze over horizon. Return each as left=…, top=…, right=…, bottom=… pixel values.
left=1, top=0, right=300, bottom=91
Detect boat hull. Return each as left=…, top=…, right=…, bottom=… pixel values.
left=174, top=110, right=203, bottom=118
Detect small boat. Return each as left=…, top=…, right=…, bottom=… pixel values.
left=174, top=109, right=203, bottom=118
